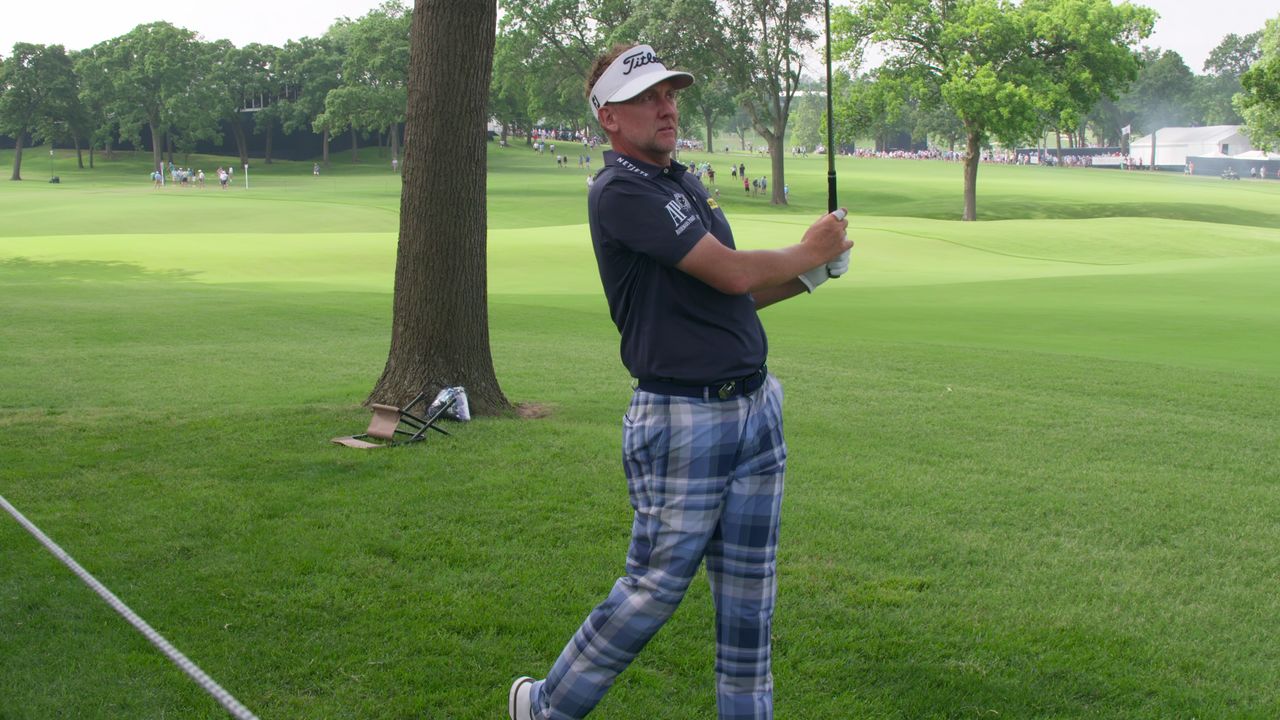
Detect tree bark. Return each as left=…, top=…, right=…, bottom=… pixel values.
left=963, top=125, right=981, bottom=221
left=368, top=0, right=509, bottom=415
left=10, top=133, right=24, bottom=180
left=350, top=127, right=359, bottom=162
left=75, top=136, right=84, bottom=169
left=756, top=120, right=787, bottom=206
left=149, top=121, right=163, bottom=172
left=89, top=144, right=95, bottom=169
left=322, top=127, right=331, bottom=166
left=231, top=117, right=249, bottom=168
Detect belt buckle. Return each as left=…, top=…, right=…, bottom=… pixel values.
left=717, top=381, right=736, bottom=400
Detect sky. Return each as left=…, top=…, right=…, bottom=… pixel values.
left=1, top=0, right=1276, bottom=73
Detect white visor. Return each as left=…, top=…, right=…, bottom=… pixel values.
left=589, top=45, right=694, bottom=121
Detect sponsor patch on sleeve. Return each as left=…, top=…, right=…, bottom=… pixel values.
left=665, top=197, right=698, bottom=235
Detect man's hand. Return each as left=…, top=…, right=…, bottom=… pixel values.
left=797, top=209, right=852, bottom=292
left=801, top=209, right=852, bottom=266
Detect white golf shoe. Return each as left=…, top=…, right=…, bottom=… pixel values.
left=508, top=676, right=536, bottom=720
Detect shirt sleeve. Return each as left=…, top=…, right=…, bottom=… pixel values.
left=596, top=181, right=708, bottom=267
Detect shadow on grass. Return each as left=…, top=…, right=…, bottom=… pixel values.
left=986, top=200, right=1280, bottom=227
left=0, top=257, right=199, bottom=283
left=855, top=192, right=1280, bottom=228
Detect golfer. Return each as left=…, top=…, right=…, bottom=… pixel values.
left=509, top=44, right=851, bottom=720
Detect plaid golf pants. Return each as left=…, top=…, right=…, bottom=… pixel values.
left=530, top=374, right=787, bottom=719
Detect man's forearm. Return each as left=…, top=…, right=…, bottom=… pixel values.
left=685, top=244, right=826, bottom=296
left=740, top=246, right=830, bottom=294
left=676, top=214, right=851, bottom=297
left=752, top=278, right=808, bottom=309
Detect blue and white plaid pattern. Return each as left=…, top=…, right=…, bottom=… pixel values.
left=530, top=375, right=787, bottom=719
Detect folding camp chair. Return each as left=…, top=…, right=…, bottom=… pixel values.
left=331, top=389, right=455, bottom=449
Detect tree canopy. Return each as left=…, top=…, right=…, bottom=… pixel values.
left=1, top=2, right=1275, bottom=200
left=845, top=0, right=1153, bottom=220
left=1236, top=15, right=1280, bottom=151
left=0, top=43, right=79, bottom=179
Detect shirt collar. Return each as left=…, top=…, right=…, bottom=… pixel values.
left=603, top=150, right=687, bottom=180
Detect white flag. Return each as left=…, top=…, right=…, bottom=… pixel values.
left=1121, top=124, right=1131, bottom=136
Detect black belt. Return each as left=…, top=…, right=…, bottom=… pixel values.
left=636, top=365, right=768, bottom=401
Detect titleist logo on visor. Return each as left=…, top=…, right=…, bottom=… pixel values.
left=620, top=49, right=660, bottom=75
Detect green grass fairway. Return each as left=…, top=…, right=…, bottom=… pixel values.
left=2, top=143, right=1279, bottom=719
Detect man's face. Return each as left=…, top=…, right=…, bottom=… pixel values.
left=600, top=79, right=680, bottom=165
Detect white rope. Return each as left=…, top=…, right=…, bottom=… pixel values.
left=1, top=493, right=260, bottom=720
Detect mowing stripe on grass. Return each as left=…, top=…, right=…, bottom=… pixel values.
left=0, top=493, right=259, bottom=720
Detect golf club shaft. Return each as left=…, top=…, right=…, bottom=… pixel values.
left=826, top=0, right=837, bottom=214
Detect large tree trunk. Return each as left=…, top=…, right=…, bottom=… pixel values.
left=10, top=133, right=24, bottom=180
left=75, top=136, right=84, bottom=169
left=350, top=127, right=359, bottom=162
left=369, top=0, right=508, bottom=415
left=149, top=121, right=163, bottom=172
left=756, top=120, right=787, bottom=205
left=231, top=117, right=249, bottom=168
left=769, top=137, right=786, bottom=205
left=89, top=144, right=95, bottom=169
left=963, top=125, right=981, bottom=221
left=322, top=127, right=331, bottom=166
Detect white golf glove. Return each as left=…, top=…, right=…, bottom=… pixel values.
left=798, top=264, right=830, bottom=293
left=827, top=249, right=851, bottom=278
left=827, top=208, right=850, bottom=278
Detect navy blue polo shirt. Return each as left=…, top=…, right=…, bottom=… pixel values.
left=588, top=150, right=766, bottom=383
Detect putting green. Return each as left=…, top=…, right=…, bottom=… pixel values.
left=4, top=172, right=1276, bottom=378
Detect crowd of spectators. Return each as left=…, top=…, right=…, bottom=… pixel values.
left=846, top=147, right=1133, bottom=168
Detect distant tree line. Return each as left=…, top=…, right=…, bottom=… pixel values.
left=0, top=0, right=411, bottom=181
left=2, top=0, right=1277, bottom=219
left=490, top=1, right=1280, bottom=218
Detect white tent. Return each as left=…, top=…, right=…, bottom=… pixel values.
left=1232, top=149, right=1276, bottom=160
left=1129, top=125, right=1252, bottom=168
